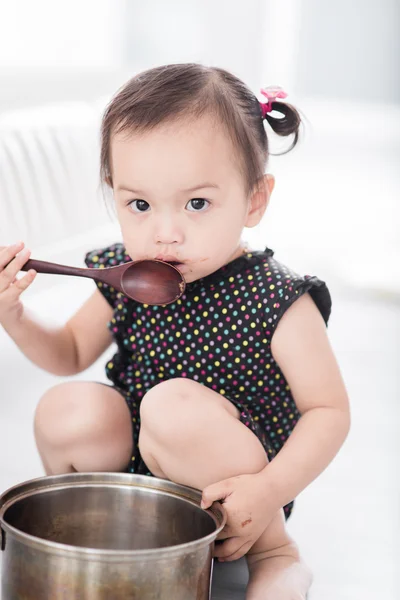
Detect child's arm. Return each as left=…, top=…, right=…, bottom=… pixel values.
left=262, top=291, right=350, bottom=505
left=201, top=292, right=350, bottom=561
left=3, top=289, right=114, bottom=376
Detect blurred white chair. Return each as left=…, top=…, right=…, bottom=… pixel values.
left=0, top=101, right=114, bottom=244
left=0, top=100, right=120, bottom=489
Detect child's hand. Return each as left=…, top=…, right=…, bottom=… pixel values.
left=0, top=242, right=36, bottom=327
left=201, top=472, right=278, bottom=562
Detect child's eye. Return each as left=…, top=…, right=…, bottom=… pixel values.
left=129, top=199, right=150, bottom=213
left=186, top=198, right=210, bottom=212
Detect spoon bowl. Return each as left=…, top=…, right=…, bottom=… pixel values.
left=17, top=257, right=186, bottom=305
left=119, top=260, right=186, bottom=304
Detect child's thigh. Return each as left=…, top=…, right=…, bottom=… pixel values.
left=139, top=378, right=265, bottom=459
left=138, top=378, right=268, bottom=487
left=140, top=377, right=240, bottom=426
left=35, top=381, right=132, bottom=448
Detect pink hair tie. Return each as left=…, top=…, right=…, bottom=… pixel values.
left=260, top=86, right=288, bottom=118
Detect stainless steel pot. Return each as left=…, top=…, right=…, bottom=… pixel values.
left=0, top=473, right=226, bottom=599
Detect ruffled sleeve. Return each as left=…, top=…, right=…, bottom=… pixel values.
left=84, top=242, right=129, bottom=308
left=262, top=253, right=332, bottom=336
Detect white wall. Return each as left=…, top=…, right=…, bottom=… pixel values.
left=0, top=0, right=125, bottom=67
left=123, top=0, right=266, bottom=89
left=294, top=0, right=400, bottom=104
left=0, top=0, right=129, bottom=113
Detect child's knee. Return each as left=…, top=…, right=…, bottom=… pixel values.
left=140, top=380, right=186, bottom=443
left=34, top=383, right=79, bottom=448
left=35, top=382, right=71, bottom=425
left=34, top=382, right=101, bottom=449
left=139, top=378, right=221, bottom=446
left=140, top=379, right=191, bottom=423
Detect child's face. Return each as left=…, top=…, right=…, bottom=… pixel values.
left=110, top=115, right=271, bottom=283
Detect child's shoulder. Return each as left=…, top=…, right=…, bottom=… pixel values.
left=253, top=247, right=332, bottom=331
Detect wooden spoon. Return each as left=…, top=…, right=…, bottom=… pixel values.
left=19, top=258, right=186, bottom=305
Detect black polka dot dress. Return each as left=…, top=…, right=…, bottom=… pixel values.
left=85, top=244, right=331, bottom=518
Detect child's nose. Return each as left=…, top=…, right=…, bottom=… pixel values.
left=154, top=216, right=184, bottom=245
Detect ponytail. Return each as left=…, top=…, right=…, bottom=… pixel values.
left=264, top=101, right=301, bottom=153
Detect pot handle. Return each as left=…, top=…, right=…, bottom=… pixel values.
left=1, top=526, right=5, bottom=551
left=205, top=501, right=227, bottom=531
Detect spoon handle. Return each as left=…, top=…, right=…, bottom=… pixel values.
left=21, top=259, right=105, bottom=281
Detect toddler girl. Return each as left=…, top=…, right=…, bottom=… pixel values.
left=0, top=63, right=350, bottom=600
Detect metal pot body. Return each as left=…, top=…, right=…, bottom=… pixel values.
left=0, top=473, right=226, bottom=600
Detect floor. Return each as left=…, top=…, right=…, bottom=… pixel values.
left=0, top=288, right=398, bottom=599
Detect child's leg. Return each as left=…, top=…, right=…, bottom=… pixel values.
left=139, top=378, right=312, bottom=600
left=245, top=515, right=312, bottom=600
left=34, top=382, right=133, bottom=474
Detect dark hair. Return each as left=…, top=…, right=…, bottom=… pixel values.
left=101, top=63, right=301, bottom=194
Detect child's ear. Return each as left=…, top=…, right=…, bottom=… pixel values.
left=245, top=174, right=275, bottom=228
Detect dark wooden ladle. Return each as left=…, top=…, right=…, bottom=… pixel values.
left=19, top=258, right=186, bottom=305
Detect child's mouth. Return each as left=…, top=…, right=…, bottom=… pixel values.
left=153, top=256, right=192, bottom=274
left=155, top=256, right=183, bottom=267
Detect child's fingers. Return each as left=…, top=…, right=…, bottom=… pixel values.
left=213, top=536, right=251, bottom=562
left=217, top=539, right=253, bottom=563
left=0, top=247, right=30, bottom=293
left=7, top=269, right=36, bottom=297
left=216, top=525, right=234, bottom=540
left=0, top=242, right=24, bottom=270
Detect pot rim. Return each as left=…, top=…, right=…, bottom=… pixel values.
left=0, top=472, right=227, bottom=560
